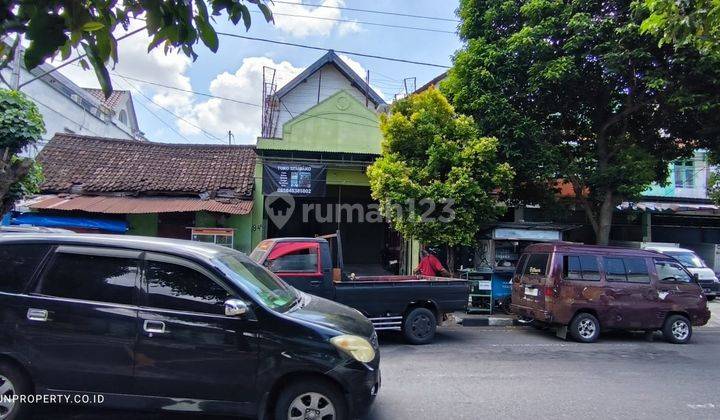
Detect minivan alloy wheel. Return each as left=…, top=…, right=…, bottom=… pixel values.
left=671, top=320, right=690, bottom=341
left=288, top=392, right=336, bottom=420
left=0, top=375, right=16, bottom=419
left=577, top=319, right=596, bottom=339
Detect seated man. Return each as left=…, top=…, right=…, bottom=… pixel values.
left=414, top=248, right=451, bottom=277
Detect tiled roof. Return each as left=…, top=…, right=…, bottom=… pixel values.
left=83, top=88, right=129, bottom=110
left=38, top=133, right=256, bottom=198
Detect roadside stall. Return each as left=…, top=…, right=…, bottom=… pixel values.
left=464, top=222, right=575, bottom=313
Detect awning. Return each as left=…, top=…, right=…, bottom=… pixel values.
left=29, top=195, right=253, bottom=215
left=618, top=201, right=719, bottom=213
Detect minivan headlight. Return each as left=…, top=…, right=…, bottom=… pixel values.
left=330, top=335, right=375, bottom=363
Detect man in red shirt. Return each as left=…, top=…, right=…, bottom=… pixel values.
left=414, top=248, right=451, bottom=277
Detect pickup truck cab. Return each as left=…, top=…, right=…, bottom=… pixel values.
left=250, top=235, right=469, bottom=344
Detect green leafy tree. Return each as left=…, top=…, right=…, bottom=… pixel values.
left=443, top=0, right=720, bottom=245
left=367, top=88, right=513, bottom=270
left=0, top=0, right=273, bottom=96
left=638, top=0, right=720, bottom=55
left=0, top=89, right=45, bottom=215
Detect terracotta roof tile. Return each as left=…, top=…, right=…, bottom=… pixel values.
left=83, top=88, right=129, bottom=110
left=38, top=133, right=256, bottom=198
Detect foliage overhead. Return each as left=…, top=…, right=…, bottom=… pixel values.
left=443, top=0, right=720, bottom=244
left=0, top=89, right=45, bottom=214
left=367, top=88, right=514, bottom=248
left=638, top=0, right=720, bottom=55
left=0, top=0, right=273, bottom=97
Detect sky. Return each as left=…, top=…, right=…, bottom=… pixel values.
left=58, top=0, right=462, bottom=145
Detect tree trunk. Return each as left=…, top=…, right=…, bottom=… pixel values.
left=0, top=156, right=33, bottom=215
left=596, top=191, right=614, bottom=245
left=445, top=245, right=455, bottom=275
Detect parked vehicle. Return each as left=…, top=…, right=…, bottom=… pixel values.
left=642, top=245, right=719, bottom=301
left=511, top=243, right=711, bottom=344
left=250, top=233, right=469, bottom=344
left=0, top=233, right=380, bottom=420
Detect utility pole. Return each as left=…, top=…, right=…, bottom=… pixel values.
left=365, top=69, right=370, bottom=107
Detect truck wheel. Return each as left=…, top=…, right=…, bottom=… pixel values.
left=569, top=313, right=600, bottom=343
left=0, top=361, right=32, bottom=420
left=402, top=307, right=436, bottom=345
left=662, top=314, right=692, bottom=344
left=274, top=378, right=347, bottom=420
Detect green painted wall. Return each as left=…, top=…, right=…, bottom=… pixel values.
left=194, top=211, right=254, bottom=253
left=327, top=167, right=370, bottom=186
left=257, top=90, right=382, bottom=154
left=126, top=214, right=158, bottom=236
left=251, top=161, right=266, bottom=249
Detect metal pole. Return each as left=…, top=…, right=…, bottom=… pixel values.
left=11, top=36, right=22, bottom=90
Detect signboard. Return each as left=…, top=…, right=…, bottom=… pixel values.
left=493, top=228, right=560, bottom=242
left=263, top=163, right=327, bottom=197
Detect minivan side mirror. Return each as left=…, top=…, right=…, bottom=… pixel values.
left=224, top=299, right=249, bottom=317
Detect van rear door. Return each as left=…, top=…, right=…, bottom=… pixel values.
left=513, top=253, right=552, bottom=311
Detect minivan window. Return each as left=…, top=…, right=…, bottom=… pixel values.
left=216, top=253, right=298, bottom=312
left=654, top=259, right=693, bottom=283
left=523, top=254, right=549, bottom=277
left=0, top=244, right=50, bottom=293
left=604, top=257, right=650, bottom=283
left=37, top=253, right=138, bottom=305
left=563, top=255, right=600, bottom=281
left=146, top=261, right=231, bottom=315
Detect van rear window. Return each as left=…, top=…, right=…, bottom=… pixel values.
left=523, top=254, right=549, bottom=277
left=0, top=244, right=51, bottom=293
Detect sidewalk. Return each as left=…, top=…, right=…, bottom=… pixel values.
left=455, top=300, right=720, bottom=328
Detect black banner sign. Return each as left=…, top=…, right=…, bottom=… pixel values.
left=263, top=163, right=327, bottom=197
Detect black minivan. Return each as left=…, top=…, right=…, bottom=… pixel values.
left=0, top=234, right=380, bottom=420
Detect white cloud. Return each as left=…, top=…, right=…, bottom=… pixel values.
left=176, top=57, right=303, bottom=142
left=271, top=0, right=362, bottom=38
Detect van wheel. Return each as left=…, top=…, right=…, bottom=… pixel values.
left=0, top=361, right=32, bottom=420
left=402, top=308, right=436, bottom=345
left=274, top=379, right=347, bottom=420
left=569, top=313, right=600, bottom=343
left=663, top=315, right=692, bottom=344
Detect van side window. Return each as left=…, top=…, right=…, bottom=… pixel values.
left=515, top=254, right=528, bottom=277
left=0, top=244, right=51, bottom=293
left=37, top=253, right=138, bottom=305
left=563, top=255, right=600, bottom=281
left=603, top=257, right=650, bottom=283
left=523, top=254, right=549, bottom=277
left=624, top=258, right=650, bottom=283
left=146, top=261, right=231, bottom=314
left=654, top=259, right=692, bottom=283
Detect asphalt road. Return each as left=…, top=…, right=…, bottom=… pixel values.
left=34, top=325, right=720, bottom=420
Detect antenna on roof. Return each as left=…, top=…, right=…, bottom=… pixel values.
left=261, top=66, right=279, bottom=138
left=403, top=77, right=417, bottom=95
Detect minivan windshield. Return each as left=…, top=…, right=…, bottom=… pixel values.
left=215, top=253, right=298, bottom=312
left=666, top=251, right=707, bottom=269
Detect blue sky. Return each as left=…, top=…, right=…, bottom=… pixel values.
left=61, top=0, right=462, bottom=145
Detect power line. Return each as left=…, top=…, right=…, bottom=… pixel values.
left=272, top=1, right=460, bottom=23
left=255, top=10, right=457, bottom=34
left=117, top=74, right=226, bottom=143
left=18, top=25, right=147, bottom=89
left=214, top=32, right=451, bottom=69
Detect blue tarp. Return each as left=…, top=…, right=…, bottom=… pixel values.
left=10, top=213, right=128, bottom=233
left=1, top=213, right=10, bottom=226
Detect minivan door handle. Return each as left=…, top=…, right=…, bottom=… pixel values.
left=309, top=280, right=322, bottom=286
left=27, top=308, right=49, bottom=322
left=143, top=320, right=167, bottom=334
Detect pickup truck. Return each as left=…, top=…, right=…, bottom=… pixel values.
left=249, top=233, right=468, bottom=344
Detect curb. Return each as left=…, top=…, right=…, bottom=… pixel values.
left=459, top=317, right=523, bottom=327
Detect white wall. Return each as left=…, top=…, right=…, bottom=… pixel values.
left=1, top=65, right=137, bottom=158
left=275, top=63, right=380, bottom=134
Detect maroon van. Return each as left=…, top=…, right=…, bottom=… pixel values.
left=511, top=243, right=711, bottom=344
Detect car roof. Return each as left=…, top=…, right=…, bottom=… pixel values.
left=643, top=245, right=694, bottom=253
left=523, top=242, right=664, bottom=257
left=0, top=233, right=238, bottom=261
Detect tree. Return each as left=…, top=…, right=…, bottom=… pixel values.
left=639, top=0, right=720, bottom=55
left=443, top=0, right=720, bottom=245
left=0, top=89, right=45, bottom=215
left=367, top=88, right=513, bottom=271
left=0, top=0, right=273, bottom=96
